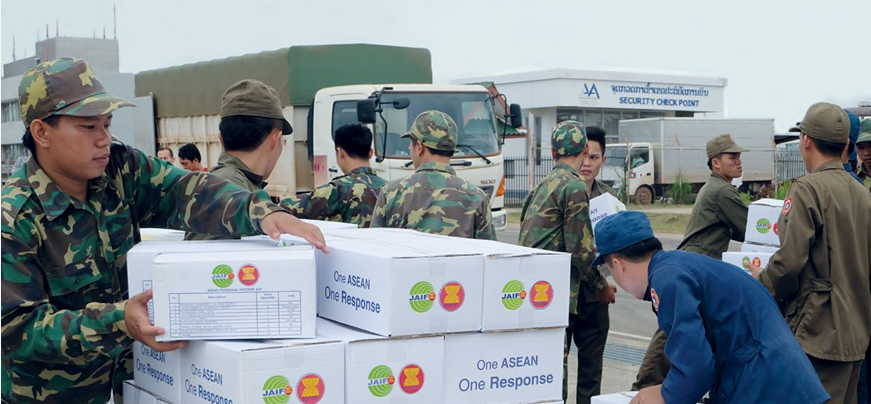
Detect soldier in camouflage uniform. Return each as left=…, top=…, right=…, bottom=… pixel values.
left=370, top=110, right=495, bottom=240
left=1, top=58, right=326, bottom=404
left=855, top=120, right=871, bottom=192
left=282, top=123, right=386, bottom=228
left=187, top=79, right=294, bottom=240
left=518, top=121, right=615, bottom=404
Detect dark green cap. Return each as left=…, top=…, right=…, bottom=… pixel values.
left=858, top=119, right=871, bottom=144
left=401, top=110, right=458, bottom=151
left=19, top=57, right=134, bottom=128
left=221, top=79, right=292, bottom=135
left=788, top=102, right=849, bottom=144
left=706, top=134, right=748, bottom=159
left=551, top=120, right=587, bottom=156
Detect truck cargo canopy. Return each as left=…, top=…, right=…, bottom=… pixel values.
left=135, top=44, right=433, bottom=118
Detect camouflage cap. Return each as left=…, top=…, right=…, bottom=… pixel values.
left=19, top=57, right=134, bottom=128
left=401, top=110, right=458, bottom=151
left=551, top=120, right=587, bottom=156
left=221, top=79, right=292, bottom=135
left=706, top=133, right=749, bottom=159
left=857, top=119, right=871, bottom=144
left=788, top=102, right=849, bottom=144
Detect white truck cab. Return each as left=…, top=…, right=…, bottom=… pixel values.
left=312, top=84, right=521, bottom=230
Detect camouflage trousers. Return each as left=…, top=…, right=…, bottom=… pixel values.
left=564, top=301, right=609, bottom=404
left=631, top=327, right=670, bottom=390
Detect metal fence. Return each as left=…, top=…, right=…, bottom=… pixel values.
left=503, top=155, right=556, bottom=206
left=776, top=147, right=806, bottom=183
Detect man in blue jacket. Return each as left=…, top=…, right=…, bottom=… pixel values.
left=592, top=211, right=829, bottom=404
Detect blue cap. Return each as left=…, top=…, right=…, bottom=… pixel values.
left=591, top=211, right=655, bottom=267
left=846, top=110, right=859, bottom=162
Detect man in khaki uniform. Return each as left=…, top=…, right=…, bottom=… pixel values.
left=633, top=133, right=750, bottom=390
left=750, top=102, right=871, bottom=404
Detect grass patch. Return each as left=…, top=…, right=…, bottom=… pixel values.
left=644, top=212, right=689, bottom=235
left=506, top=209, right=688, bottom=235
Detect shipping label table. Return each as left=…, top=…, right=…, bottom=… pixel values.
left=167, top=291, right=302, bottom=338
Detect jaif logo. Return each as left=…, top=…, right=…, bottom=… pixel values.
left=583, top=83, right=600, bottom=99
left=238, top=264, right=260, bottom=286
left=740, top=256, right=761, bottom=269
left=439, top=281, right=465, bottom=312
left=529, top=280, right=554, bottom=310
left=399, top=364, right=425, bottom=395
left=501, top=280, right=526, bottom=310
left=261, top=375, right=292, bottom=404
left=756, top=218, right=772, bottom=234
left=367, top=365, right=395, bottom=397
left=409, top=282, right=436, bottom=313
left=211, top=265, right=235, bottom=288
left=296, top=373, right=325, bottom=404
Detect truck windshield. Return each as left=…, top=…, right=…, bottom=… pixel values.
left=604, top=145, right=629, bottom=167
left=373, top=92, right=500, bottom=159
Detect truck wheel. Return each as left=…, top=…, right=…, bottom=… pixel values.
left=634, top=186, right=654, bottom=205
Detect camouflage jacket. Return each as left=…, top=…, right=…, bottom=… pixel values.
left=186, top=152, right=265, bottom=240
left=1, top=142, right=283, bottom=404
left=589, top=179, right=615, bottom=199
left=281, top=166, right=386, bottom=228
left=859, top=164, right=871, bottom=192
left=519, top=162, right=601, bottom=314
left=370, top=162, right=496, bottom=240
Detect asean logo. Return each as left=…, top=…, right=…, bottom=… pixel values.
left=439, top=281, right=465, bottom=312
left=296, top=373, right=325, bottom=404
left=408, top=282, right=436, bottom=313
left=399, top=364, right=424, bottom=395
left=238, top=264, right=260, bottom=286
left=211, top=265, right=235, bottom=288
left=367, top=365, right=395, bottom=397
left=755, top=218, right=771, bottom=234
left=261, top=375, right=292, bottom=404
left=773, top=222, right=779, bottom=235
left=501, top=280, right=526, bottom=310
left=529, top=280, right=554, bottom=310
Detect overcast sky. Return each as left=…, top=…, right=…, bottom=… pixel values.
left=2, top=0, right=868, bottom=132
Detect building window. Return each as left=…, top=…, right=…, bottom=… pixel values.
left=2, top=101, right=21, bottom=123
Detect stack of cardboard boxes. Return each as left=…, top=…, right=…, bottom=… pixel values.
left=722, top=199, right=785, bottom=274
left=124, top=224, right=568, bottom=404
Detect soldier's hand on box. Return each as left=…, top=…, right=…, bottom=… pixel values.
left=598, top=283, right=617, bottom=305
left=748, top=262, right=763, bottom=279
left=629, top=384, right=664, bottom=404
left=125, top=289, right=187, bottom=352
left=261, top=212, right=329, bottom=253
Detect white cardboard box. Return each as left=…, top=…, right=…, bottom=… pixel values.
left=139, top=228, right=186, bottom=242
left=127, top=239, right=286, bottom=402
left=589, top=193, right=627, bottom=232
left=443, top=328, right=564, bottom=404
left=592, top=391, right=638, bottom=404
left=316, top=235, right=483, bottom=336
left=327, top=228, right=569, bottom=331
left=152, top=247, right=316, bottom=341
left=722, top=252, right=774, bottom=275
left=178, top=338, right=344, bottom=404
left=316, top=318, right=444, bottom=404
left=741, top=242, right=780, bottom=254
left=122, top=380, right=171, bottom=404
left=744, top=199, right=785, bottom=247
left=353, top=230, right=570, bottom=331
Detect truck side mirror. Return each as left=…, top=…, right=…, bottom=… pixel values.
left=509, top=104, right=523, bottom=128
left=357, top=99, right=377, bottom=124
